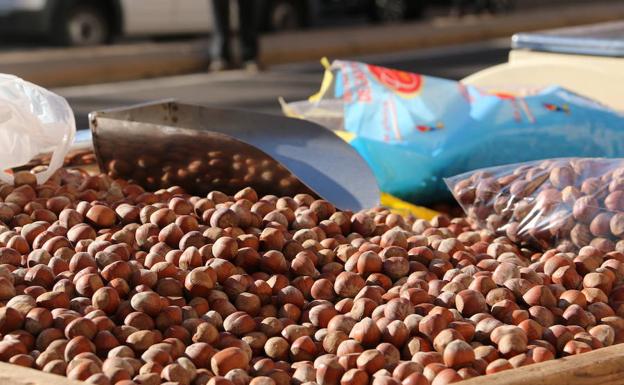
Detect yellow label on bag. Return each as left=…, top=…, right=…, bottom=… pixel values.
left=333, top=130, right=355, bottom=143
left=381, top=193, right=439, bottom=220
left=309, top=57, right=334, bottom=103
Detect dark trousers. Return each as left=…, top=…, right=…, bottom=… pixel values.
left=210, top=0, right=261, bottom=63
left=452, top=0, right=473, bottom=15
left=453, top=0, right=496, bottom=14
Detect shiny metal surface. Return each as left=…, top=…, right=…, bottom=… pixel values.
left=512, top=21, right=624, bottom=57
left=89, top=101, right=380, bottom=211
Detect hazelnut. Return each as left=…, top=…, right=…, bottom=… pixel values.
left=210, top=347, right=249, bottom=376
left=356, top=349, right=385, bottom=374
left=443, top=340, right=474, bottom=369
left=86, top=205, right=117, bottom=228
left=455, top=290, right=487, bottom=317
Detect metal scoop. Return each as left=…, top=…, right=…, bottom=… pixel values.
left=88, top=100, right=380, bottom=211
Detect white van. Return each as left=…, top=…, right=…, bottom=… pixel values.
left=0, top=0, right=217, bottom=46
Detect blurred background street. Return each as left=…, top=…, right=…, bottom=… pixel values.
left=1, top=0, right=623, bottom=128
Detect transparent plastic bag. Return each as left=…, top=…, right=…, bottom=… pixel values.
left=446, top=158, right=624, bottom=252
left=0, top=74, right=75, bottom=184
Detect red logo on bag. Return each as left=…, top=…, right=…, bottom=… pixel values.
left=416, top=122, right=444, bottom=132
left=367, top=64, right=423, bottom=97
left=490, top=91, right=516, bottom=100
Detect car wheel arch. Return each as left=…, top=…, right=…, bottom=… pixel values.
left=50, top=0, right=122, bottom=44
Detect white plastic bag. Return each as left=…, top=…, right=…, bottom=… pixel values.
left=0, top=74, right=75, bottom=184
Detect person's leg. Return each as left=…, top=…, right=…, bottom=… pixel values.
left=210, top=0, right=231, bottom=65
left=451, top=0, right=470, bottom=16
left=475, top=0, right=489, bottom=13
left=485, top=0, right=497, bottom=13
left=237, top=0, right=261, bottom=64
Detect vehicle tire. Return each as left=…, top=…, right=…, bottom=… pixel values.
left=53, top=4, right=110, bottom=46
left=268, top=0, right=302, bottom=31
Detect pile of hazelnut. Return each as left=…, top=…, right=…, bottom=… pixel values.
left=0, top=166, right=622, bottom=385
left=450, top=158, right=624, bottom=252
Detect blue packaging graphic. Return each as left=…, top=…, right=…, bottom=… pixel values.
left=283, top=60, right=624, bottom=204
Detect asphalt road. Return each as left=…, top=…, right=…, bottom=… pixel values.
left=57, top=38, right=511, bottom=129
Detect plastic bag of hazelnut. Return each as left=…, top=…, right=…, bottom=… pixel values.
left=446, top=158, right=624, bottom=252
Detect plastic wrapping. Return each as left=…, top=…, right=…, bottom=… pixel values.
left=446, top=157, right=624, bottom=251
left=0, top=74, right=76, bottom=184
left=282, top=59, right=624, bottom=205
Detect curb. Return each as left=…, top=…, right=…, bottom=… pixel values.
left=2, top=2, right=624, bottom=87
left=0, top=41, right=210, bottom=88
left=261, top=2, right=624, bottom=63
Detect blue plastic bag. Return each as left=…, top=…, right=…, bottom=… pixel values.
left=282, top=59, right=624, bottom=205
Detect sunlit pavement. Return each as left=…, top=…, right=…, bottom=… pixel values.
left=55, top=39, right=510, bottom=130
